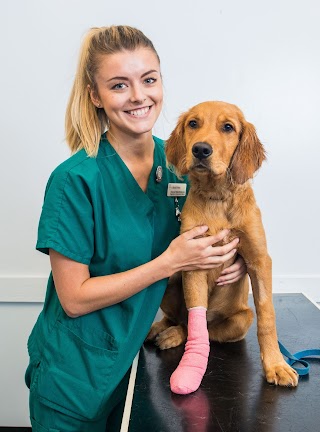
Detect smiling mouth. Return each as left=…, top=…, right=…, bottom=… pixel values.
left=125, top=106, right=152, bottom=117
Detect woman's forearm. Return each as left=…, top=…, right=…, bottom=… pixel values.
left=50, top=226, right=238, bottom=318
left=50, top=248, right=174, bottom=318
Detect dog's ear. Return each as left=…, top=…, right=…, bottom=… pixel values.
left=230, top=121, right=266, bottom=184
left=166, top=113, right=188, bottom=176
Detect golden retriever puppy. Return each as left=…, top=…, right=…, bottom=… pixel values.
left=147, top=101, right=298, bottom=392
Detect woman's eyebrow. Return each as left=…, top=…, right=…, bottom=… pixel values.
left=141, top=69, right=159, bottom=77
left=107, top=70, right=159, bottom=82
left=107, top=76, right=129, bottom=82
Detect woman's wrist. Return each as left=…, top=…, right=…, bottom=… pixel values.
left=157, top=249, right=180, bottom=278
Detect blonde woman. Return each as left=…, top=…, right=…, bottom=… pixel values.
left=25, top=25, right=246, bottom=431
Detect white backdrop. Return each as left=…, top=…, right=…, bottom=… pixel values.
left=0, top=0, right=320, bottom=425
left=1, top=0, right=320, bottom=286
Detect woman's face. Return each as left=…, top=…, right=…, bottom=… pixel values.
left=91, top=48, right=163, bottom=139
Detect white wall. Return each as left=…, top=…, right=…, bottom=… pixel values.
left=1, top=0, right=320, bottom=426
left=0, top=302, right=43, bottom=426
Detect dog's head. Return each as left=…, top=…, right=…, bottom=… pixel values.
left=166, top=101, right=266, bottom=184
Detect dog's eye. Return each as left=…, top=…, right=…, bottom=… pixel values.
left=222, top=123, right=234, bottom=132
left=188, top=120, right=198, bottom=129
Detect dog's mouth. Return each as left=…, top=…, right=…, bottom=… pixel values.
left=190, top=163, right=226, bottom=179
left=191, top=162, right=210, bottom=171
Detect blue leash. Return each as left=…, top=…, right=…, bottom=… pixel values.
left=278, top=341, right=320, bottom=376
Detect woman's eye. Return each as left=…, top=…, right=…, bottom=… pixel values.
left=188, top=120, right=198, bottom=129
left=222, top=123, right=234, bottom=132
left=144, top=77, right=156, bottom=84
left=112, top=83, right=127, bottom=90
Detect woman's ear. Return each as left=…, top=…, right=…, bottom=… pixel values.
left=230, top=121, right=266, bottom=184
left=166, top=113, right=188, bottom=176
left=87, top=84, right=101, bottom=108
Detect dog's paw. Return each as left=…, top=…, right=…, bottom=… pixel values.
left=265, top=361, right=299, bottom=387
left=156, top=325, right=187, bottom=350
left=145, top=321, right=167, bottom=342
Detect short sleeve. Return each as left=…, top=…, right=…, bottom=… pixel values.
left=36, top=168, right=94, bottom=265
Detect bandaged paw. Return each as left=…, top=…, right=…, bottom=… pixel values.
left=170, top=307, right=210, bottom=395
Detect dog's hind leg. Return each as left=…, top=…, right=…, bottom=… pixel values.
left=146, top=316, right=177, bottom=342
left=208, top=307, right=254, bottom=343
left=146, top=316, right=187, bottom=349
left=152, top=322, right=188, bottom=350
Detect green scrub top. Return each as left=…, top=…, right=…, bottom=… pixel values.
left=26, top=135, right=188, bottom=422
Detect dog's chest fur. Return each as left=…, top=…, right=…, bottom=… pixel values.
left=182, top=184, right=254, bottom=238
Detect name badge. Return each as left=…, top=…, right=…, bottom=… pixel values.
left=167, top=183, right=187, bottom=197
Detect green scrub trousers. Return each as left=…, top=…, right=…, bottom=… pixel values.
left=25, top=135, right=187, bottom=431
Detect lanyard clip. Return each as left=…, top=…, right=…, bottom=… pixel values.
left=175, top=197, right=181, bottom=222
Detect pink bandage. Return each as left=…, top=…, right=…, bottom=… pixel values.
left=170, top=307, right=210, bottom=395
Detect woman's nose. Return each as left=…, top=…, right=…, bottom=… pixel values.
left=129, top=84, right=146, bottom=104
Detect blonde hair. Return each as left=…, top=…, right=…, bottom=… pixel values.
left=65, top=26, right=160, bottom=157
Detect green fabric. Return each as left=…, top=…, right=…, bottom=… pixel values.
left=26, top=136, right=188, bottom=422
left=28, top=367, right=130, bottom=431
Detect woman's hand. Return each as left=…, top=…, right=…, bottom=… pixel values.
left=164, top=225, right=239, bottom=274
left=215, top=254, right=247, bottom=286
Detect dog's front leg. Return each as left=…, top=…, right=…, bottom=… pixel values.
left=183, top=270, right=209, bottom=309
left=248, top=255, right=298, bottom=387
left=170, top=270, right=210, bottom=395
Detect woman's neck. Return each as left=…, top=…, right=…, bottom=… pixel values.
left=106, top=128, right=154, bottom=162
left=106, top=128, right=155, bottom=193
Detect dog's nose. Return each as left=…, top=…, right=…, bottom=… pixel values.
left=192, top=142, right=213, bottom=160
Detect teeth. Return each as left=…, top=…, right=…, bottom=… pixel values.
left=127, top=107, right=150, bottom=116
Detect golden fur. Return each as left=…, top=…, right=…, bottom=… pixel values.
left=147, top=101, right=298, bottom=386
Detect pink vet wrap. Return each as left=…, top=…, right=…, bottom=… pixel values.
left=170, top=307, right=210, bottom=395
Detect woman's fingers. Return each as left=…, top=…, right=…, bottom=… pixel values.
left=172, top=227, right=242, bottom=272
left=216, top=267, right=243, bottom=283
left=182, top=247, right=238, bottom=271
left=207, top=229, right=231, bottom=244
left=202, top=237, right=239, bottom=257
left=219, top=257, right=245, bottom=276
left=216, top=255, right=247, bottom=285
left=217, top=275, right=242, bottom=286
left=182, top=225, right=209, bottom=240
left=183, top=227, right=231, bottom=243
left=206, top=247, right=238, bottom=265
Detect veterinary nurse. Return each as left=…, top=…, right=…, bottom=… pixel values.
left=25, top=25, right=246, bottom=431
